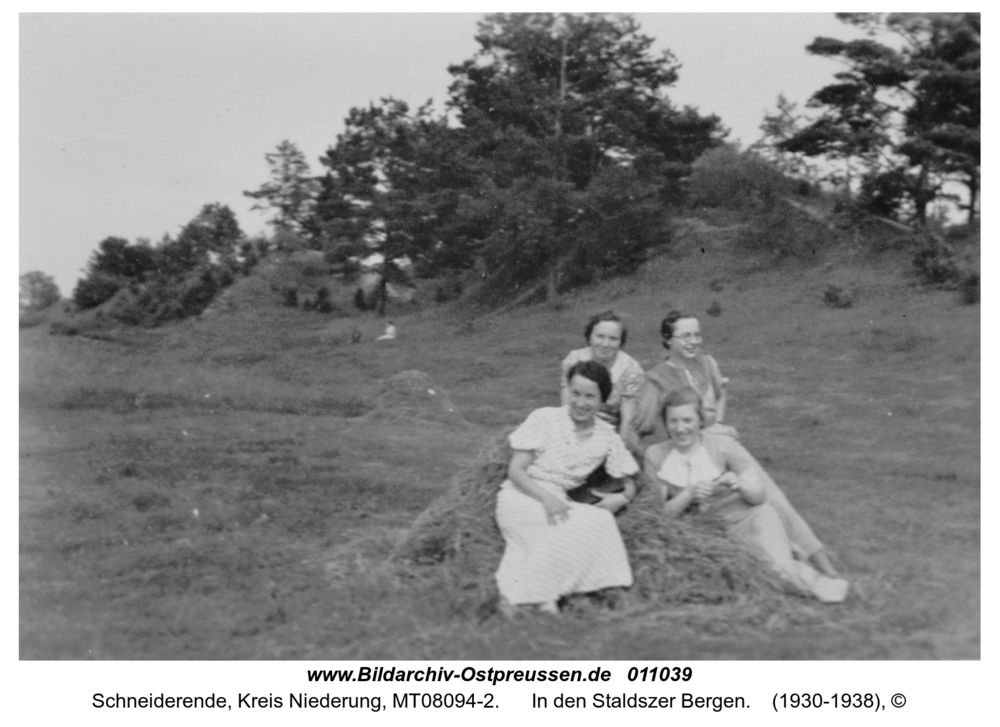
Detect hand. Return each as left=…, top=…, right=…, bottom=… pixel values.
left=592, top=491, right=628, bottom=514
left=541, top=494, right=571, bottom=525
left=691, top=479, right=717, bottom=503
left=715, top=471, right=739, bottom=489
left=704, top=422, right=739, bottom=439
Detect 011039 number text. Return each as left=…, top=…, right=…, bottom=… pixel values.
left=626, top=666, right=693, bottom=682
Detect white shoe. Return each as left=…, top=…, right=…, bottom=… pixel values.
left=814, top=576, right=849, bottom=603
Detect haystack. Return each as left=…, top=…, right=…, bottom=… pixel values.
left=394, top=429, right=813, bottom=623
left=367, top=370, right=459, bottom=423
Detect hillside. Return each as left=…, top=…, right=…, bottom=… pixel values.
left=19, top=221, right=980, bottom=659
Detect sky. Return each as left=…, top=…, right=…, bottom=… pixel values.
left=18, top=12, right=876, bottom=295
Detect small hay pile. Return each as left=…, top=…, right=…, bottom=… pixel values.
left=391, top=431, right=511, bottom=615
left=393, top=430, right=814, bottom=625
left=367, top=370, right=459, bottom=423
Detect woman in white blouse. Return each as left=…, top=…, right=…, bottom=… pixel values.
left=644, top=387, right=849, bottom=603
left=496, top=360, right=639, bottom=614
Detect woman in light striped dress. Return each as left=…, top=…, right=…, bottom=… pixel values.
left=496, top=360, right=639, bottom=615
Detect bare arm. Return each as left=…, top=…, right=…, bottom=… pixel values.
left=633, top=377, right=664, bottom=437
left=507, top=450, right=570, bottom=524
left=716, top=440, right=766, bottom=505
left=617, top=397, right=640, bottom=451
left=592, top=476, right=636, bottom=514
left=643, top=448, right=695, bottom=518
left=709, top=356, right=729, bottom=424
left=662, top=482, right=697, bottom=517
left=715, top=383, right=728, bottom=424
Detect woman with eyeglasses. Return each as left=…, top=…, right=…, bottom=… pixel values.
left=635, top=311, right=729, bottom=438
left=634, top=310, right=842, bottom=579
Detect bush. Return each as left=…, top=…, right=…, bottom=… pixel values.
left=239, top=241, right=260, bottom=275
left=73, top=273, right=122, bottom=310
left=912, top=233, right=967, bottom=285
left=688, top=146, right=794, bottom=212
left=959, top=272, right=980, bottom=305
left=434, top=277, right=464, bottom=303
left=19, top=310, right=48, bottom=328
left=353, top=287, right=374, bottom=311
left=910, top=228, right=980, bottom=304
left=49, top=321, right=79, bottom=336
left=316, top=286, right=334, bottom=313
left=823, top=284, right=855, bottom=309
left=20, top=271, right=61, bottom=313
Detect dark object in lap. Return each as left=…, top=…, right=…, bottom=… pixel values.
left=566, top=464, right=625, bottom=505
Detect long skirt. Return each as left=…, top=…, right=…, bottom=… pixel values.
left=704, top=425, right=825, bottom=559
left=754, top=461, right=824, bottom=559
left=495, top=481, right=633, bottom=605
left=717, top=498, right=847, bottom=603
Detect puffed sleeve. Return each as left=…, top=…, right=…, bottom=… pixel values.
left=618, top=356, right=644, bottom=402
left=603, top=430, right=639, bottom=478
left=508, top=408, right=554, bottom=452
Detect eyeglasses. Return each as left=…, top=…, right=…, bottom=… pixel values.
left=672, top=333, right=702, bottom=342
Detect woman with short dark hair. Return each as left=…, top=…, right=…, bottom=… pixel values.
left=496, top=360, right=638, bottom=614
left=561, top=310, right=644, bottom=448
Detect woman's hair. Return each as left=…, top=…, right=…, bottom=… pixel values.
left=584, top=309, right=628, bottom=348
left=566, top=360, right=613, bottom=403
left=660, top=310, right=700, bottom=350
left=662, top=386, right=704, bottom=427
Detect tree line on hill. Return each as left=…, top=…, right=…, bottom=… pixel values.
left=53, top=12, right=978, bottom=325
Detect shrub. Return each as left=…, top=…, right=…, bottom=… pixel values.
left=73, top=273, right=122, bottom=310
left=688, top=146, right=794, bottom=212
left=959, top=272, right=980, bottom=305
left=434, top=276, right=464, bottom=303
left=316, top=286, right=335, bottom=313
left=823, top=284, right=855, bottom=309
left=19, top=310, right=48, bottom=328
left=239, top=241, right=260, bottom=275
left=911, top=230, right=979, bottom=303
left=50, top=321, right=79, bottom=336
left=20, top=271, right=61, bottom=313
left=353, top=288, right=374, bottom=311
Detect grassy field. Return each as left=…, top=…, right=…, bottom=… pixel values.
left=19, top=226, right=980, bottom=659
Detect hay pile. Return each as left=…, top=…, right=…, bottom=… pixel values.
left=367, top=370, right=459, bottom=423
left=393, top=430, right=814, bottom=623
